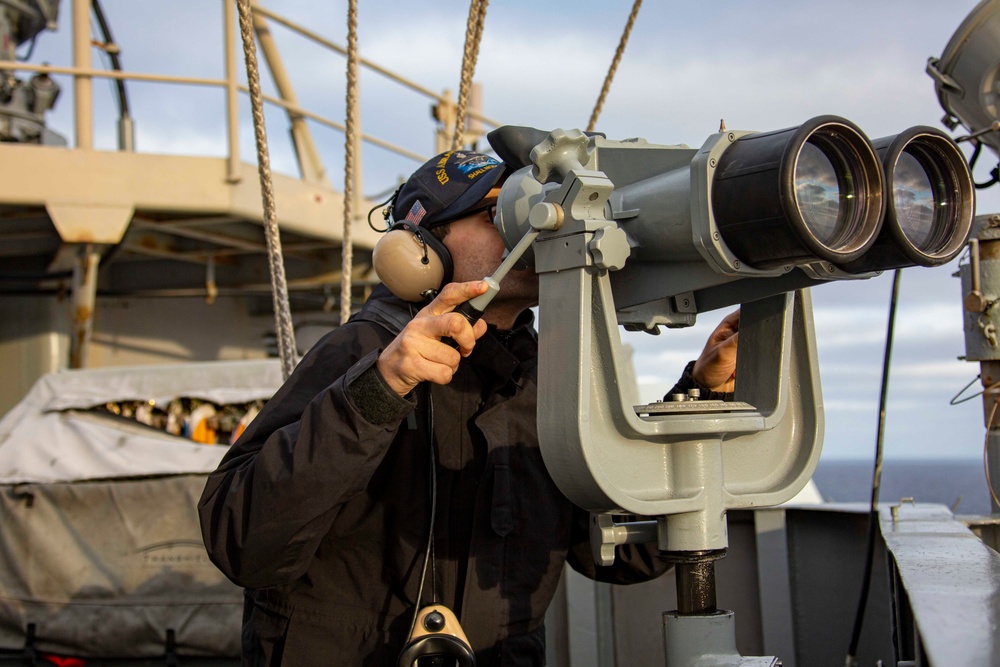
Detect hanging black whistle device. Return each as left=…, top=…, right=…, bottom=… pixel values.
left=396, top=604, right=476, bottom=666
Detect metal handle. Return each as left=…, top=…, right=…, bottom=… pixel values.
left=966, top=238, right=988, bottom=313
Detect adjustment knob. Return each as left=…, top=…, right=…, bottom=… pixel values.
left=530, top=129, right=592, bottom=184
left=589, top=226, right=631, bottom=271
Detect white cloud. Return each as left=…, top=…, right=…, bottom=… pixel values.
left=892, top=360, right=978, bottom=380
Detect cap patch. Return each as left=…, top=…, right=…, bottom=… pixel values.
left=404, top=200, right=427, bottom=224
left=453, top=152, right=500, bottom=179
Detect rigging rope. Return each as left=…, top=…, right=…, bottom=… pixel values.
left=342, top=0, right=359, bottom=325
left=452, top=0, right=489, bottom=150
left=587, top=0, right=643, bottom=133
left=236, top=0, right=298, bottom=380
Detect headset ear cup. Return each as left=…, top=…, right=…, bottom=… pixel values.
left=373, top=224, right=453, bottom=302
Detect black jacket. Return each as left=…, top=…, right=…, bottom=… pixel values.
left=199, top=288, right=668, bottom=666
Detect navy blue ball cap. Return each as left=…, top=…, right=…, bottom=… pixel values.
left=392, top=151, right=505, bottom=229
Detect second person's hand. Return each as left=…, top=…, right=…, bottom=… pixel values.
left=692, top=309, right=739, bottom=393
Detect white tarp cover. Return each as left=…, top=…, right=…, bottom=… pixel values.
left=0, top=359, right=283, bottom=484
left=0, top=361, right=285, bottom=656
left=0, top=474, right=243, bottom=657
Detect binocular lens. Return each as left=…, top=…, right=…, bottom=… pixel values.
left=794, top=138, right=872, bottom=250
left=892, top=150, right=938, bottom=250
left=713, top=116, right=883, bottom=268
left=794, top=142, right=843, bottom=246
left=838, top=126, right=975, bottom=272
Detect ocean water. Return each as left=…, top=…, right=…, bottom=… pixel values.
left=811, top=458, right=996, bottom=516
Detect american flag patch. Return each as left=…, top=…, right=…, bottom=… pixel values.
left=404, top=200, right=426, bottom=224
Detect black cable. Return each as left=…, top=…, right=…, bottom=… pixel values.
left=970, top=141, right=983, bottom=171
left=967, top=141, right=1000, bottom=189
left=406, top=387, right=438, bottom=641
left=91, top=0, right=130, bottom=119
left=976, top=163, right=1000, bottom=190
left=846, top=268, right=902, bottom=664
left=368, top=184, right=403, bottom=232
left=17, top=35, right=39, bottom=62
left=90, top=20, right=120, bottom=116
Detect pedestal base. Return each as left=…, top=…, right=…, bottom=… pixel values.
left=663, top=610, right=780, bottom=667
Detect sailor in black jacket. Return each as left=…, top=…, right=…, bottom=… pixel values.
left=199, top=151, right=735, bottom=665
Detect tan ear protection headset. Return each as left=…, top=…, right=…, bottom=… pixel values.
left=372, top=219, right=455, bottom=302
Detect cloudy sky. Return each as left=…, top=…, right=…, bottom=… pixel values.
left=28, top=0, right=999, bottom=459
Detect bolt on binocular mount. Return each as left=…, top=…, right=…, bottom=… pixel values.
left=487, top=118, right=974, bottom=667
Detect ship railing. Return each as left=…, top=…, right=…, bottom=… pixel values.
left=0, top=0, right=502, bottom=194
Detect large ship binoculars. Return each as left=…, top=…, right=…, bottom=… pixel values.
left=490, top=118, right=974, bottom=324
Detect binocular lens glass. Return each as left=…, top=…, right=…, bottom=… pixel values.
left=794, top=142, right=844, bottom=246
left=795, top=139, right=857, bottom=248
left=892, top=149, right=944, bottom=252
